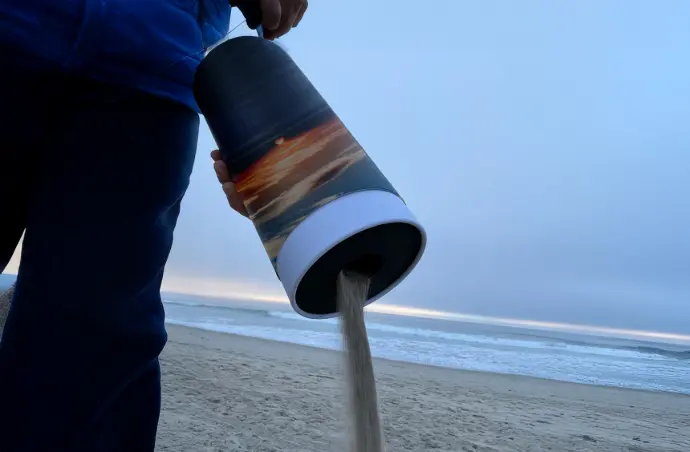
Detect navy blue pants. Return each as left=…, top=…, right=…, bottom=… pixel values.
left=0, top=59, right=199, bottom=450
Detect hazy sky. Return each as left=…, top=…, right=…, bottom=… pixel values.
left=7, top=1, right=690, bottom=334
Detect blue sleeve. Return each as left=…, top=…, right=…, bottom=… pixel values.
left=198, top=0, right=232, bottom=49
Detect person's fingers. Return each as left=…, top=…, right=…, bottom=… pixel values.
left=294, top=0, right=307, bottom=27
left=274, top=8, right=297, bottom=38
left=260, top=0, right=282, bottom=31
left=223, top=182, right=249, bottom=217
left=213, top=160, right=232, bottom=184
left=211, top=150, right=232, bottom=184
left=210, top=149, right=248, bottom=217
left=273, top=0, right=305, bottom=38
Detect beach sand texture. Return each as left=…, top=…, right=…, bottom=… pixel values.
left=157, top=325, right=690, bottom=452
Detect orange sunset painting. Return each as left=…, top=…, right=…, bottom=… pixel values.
left=233, top=116, right=398, bottom=269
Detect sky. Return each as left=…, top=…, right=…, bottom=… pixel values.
left=6, top=1, right=690, bottom=335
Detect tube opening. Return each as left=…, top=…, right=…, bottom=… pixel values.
left=343, top=254, right=384, bottom=278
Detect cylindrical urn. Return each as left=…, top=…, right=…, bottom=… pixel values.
left=194, top=36, right=426, bottom=318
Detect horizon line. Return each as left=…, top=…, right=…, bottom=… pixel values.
left=159, top=278, right=690, bottom=346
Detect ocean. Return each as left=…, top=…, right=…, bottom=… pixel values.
left=163, top=296, right=690, bottom=396
left=0, top=274, right=687, bottom=395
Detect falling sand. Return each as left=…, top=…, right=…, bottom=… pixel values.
left=337, top=271, right=384, bottom=452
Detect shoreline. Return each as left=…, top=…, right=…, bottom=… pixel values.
left=157, top=324, right=690, bottom=451
left=165, top=323, right=690, bottom=398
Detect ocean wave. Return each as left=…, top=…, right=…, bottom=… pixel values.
left=163, top=299, right=208, bottom=308
left=166, top=318, right=341, bottom=350
left=164, top=299, right=273, bottom=315
left=166, top=305, right=689, bottom=362
left=268, top=310, right=339, bottom=324
left=266, top=311, right=687, bottom=361
left=625, top=346, right=690, bottom=361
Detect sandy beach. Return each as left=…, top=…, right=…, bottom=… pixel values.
left=157, top=325, right=690, bottom=451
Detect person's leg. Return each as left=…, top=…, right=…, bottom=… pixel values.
left=74, top=358, right=164, bottom=451
left=0, top=65, right=62, bottom=275
left=0, top=78, right=199, bottom=451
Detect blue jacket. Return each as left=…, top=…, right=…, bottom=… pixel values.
left=0, top=0, right=231, bottom=112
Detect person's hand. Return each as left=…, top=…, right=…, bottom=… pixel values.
left=211, top=150, right=249, bottom=217
left=239, top=0, right=308, bottom=40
